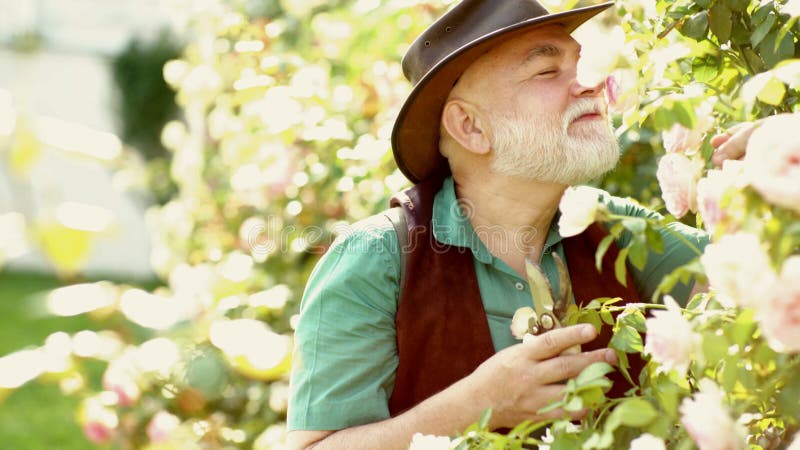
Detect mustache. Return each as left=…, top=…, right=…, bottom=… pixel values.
left=563, top=99, right=604, bottom=127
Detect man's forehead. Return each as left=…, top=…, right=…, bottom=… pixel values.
left=497, top=25, right=581, bottom=60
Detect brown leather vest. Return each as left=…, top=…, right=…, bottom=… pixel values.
left=387, top=177, right=643, bottom=418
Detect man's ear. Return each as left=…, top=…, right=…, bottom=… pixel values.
left=441, top=99, right=492, bottom=155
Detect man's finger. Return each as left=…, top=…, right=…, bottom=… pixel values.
left=712, top=122, right=756, bottom=167
left=710, top=133, right=730, bottom=148
left=533, top=348, right=616, bottom=384
left=523, top=324, right=598, bottom=360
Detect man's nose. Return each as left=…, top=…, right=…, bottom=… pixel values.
left=570, top=76, right=604, bottom=97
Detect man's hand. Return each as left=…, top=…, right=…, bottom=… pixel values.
left=469, top=323, right=617, bottom=429
left=287, top=323, right=615, bottom=450
left=710, top=122, right=758, bottom=167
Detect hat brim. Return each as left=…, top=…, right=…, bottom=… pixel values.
left=391, top=2, right=614, bottom=183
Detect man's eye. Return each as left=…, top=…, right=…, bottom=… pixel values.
left=537, top=69, right=557, bottom=76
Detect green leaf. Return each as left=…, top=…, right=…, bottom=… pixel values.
left=564, top=396, right=584, bottom=412
left=701, top=332, right=728, bottom=365
left=726, top=308, right=756, bottom=348
left=759, top=29, right=795, bottom=69
left=680, top=11, right=709, bottom=40
left=751, top=13, right=777, bottom=48
left=692, top=57, right=719, bottom=83
left=576, top=362, right=615, bottom=386
left=709, top=3, right=732, bottom=43
left=752, top=3, right=772, bottom=25
left=609, top=324, right=643, bottom=353
left=645, top=226, right=664, bottom=254
left=582, top=431, right=613, bottom=450
left=615, top=247, right=629, bottom=287
left=595, top=234, right=615, bottom=272
left=600, top=308, right=615, bottom=325
left=727, top=0, right=749, bottom=12
left=757, top=76, right=786, bottom=105
left=606, top=398, right=657, bottom=432
left=621, top=217, right=646, bottom=234
left=619, top=309, right=647, bottom=333
left=478, top=408, right=492, bottom=429
left=627, top=237, right=648, bottom=271
left=720, top=357, right=738, bottom=391
left=778, top=376, right=800, bottom=418
left=672, top=99, right=696, bottom=129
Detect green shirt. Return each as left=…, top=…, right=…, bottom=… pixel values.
left=288, top=177, right=708, bottom=431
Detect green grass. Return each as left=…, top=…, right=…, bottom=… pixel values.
left=0, top=271, right=159, bottom=450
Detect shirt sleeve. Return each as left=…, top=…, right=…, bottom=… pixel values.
left=601, top=195, right=710, bottom=305
left=287, top=215, right=401, bottom=431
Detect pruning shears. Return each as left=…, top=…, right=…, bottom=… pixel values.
left=523, top=252, right=573, bottom=336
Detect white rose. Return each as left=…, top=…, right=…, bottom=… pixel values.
left=679, top=379, right=746, bottom=450
left=656, top=153, right=702, bottom=218
left=574, top=24, right=626, bottom=87
left=644, top=296, right=697, bottom=376
left=757, top=256, right=800, bottom=353
left=408, top=433, right=451, bottom=450
left=557, top=186, right=601, bottom=237
left=629, top=433, right=666, bottom=450
left=744, top=114, right=800, bottom=212
left=700, top=232, right=776, bottom=308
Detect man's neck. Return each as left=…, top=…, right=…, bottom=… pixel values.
left=452, top=172, right=567, bottom=276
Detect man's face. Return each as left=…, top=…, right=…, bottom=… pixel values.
left=456, top=24, right=619, bottom=185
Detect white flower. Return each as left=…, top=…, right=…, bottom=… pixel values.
left=656, top=153, right=702, bottom=218
left=743, top=113, right=800, bottom=212
left=679, top=379, right=746, bottom=450
left=787, top=432, right=800, bottom=450
left=630, top=433, right=666, bottom=450
left=408, top=433, right=451, bottom=450
left=695, top=160, right=745, bottom=234
left=557, top=186, right=601, bottom=237
left=700, top=232, right=776, bottom=308
left=574, top=24, right=626, bottom=87
left=783, top=0, right=800, bottom=17
left=757, top=256, right=800, bottom=353
left=644, top=296, right=697, bottom=376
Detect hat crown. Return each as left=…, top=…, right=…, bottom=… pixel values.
left=402, top=0, right=550, bottom=84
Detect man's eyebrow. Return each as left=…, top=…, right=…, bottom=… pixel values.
left=521, top=44, right=561, bottom=65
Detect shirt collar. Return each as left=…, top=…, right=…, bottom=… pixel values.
left=431, top=177, right=565, bottom=264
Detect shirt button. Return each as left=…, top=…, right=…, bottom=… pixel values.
left=514, top=282, right=525, bottom=291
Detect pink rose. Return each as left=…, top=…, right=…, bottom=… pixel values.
left=695, top=160, right=745, bottom=234
left=757, top=256, right=800, bottom=353
left=656, top=153, right=701, bottom=218
left=146, top=411, right=181, bottom=443
left=662, top=123, right=704, bottom=154
left=644, top=296, right=697, bottom=376
left=679, top=379, right=746, bottom=450
left=81, top=396, right=119, bottom=444
left=744, top=114, right=800, bottom=212
left=83, top=421, right=115, bottom=444
left=102, top=359, right=141, bottom=407
left=605, top=70, right=638, bottom=114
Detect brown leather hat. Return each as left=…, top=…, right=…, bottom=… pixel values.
left=391, top=0, right=613, bottom=183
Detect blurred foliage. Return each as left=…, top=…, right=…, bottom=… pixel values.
left=111, top=30, right=183, bottom=205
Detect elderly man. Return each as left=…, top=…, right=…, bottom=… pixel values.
left=287, top=0, right=711, bottom=448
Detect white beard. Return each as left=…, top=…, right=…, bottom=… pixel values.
left=489, top=98, right=620, bottom=185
